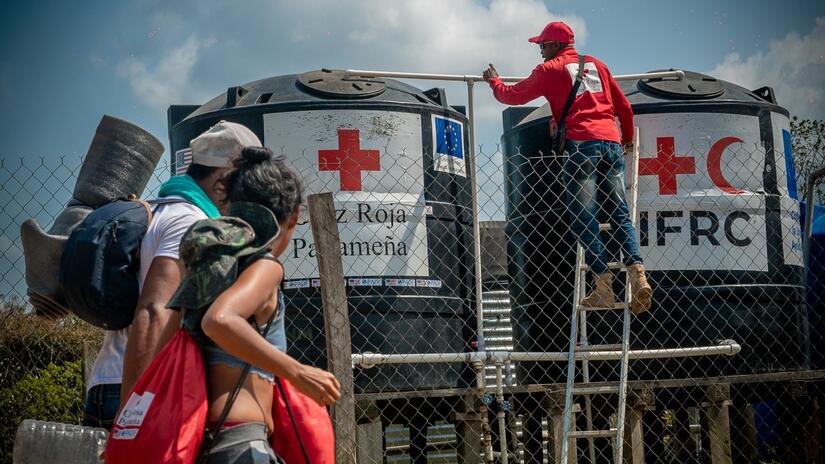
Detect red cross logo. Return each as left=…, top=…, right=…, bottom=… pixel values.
left=639, top=137, right=696, bottom=195
left=318, top=129, right=380, bottom=191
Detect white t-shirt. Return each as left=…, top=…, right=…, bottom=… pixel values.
left=87, top=198, right=208, bottom=389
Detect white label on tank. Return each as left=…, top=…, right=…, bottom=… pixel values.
left=263, top=110, right=429, bottom=279
left=634, top=112, right=768, bottom=271
left=771, top=112, right=803, bottom=267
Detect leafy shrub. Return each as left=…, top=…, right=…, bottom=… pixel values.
left=0, top=361, right=85, bottom=464
left=0, top=305, right=103, bottom=390
left=0, top=306, right=103, bottom=464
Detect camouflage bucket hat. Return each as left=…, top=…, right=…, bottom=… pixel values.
left=167, top=201, right=280, bottom=310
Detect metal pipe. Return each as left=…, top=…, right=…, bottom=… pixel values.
left=560, top=248, right=584, bottom=464
left=467, top=79, right=485, bottom=354
left=578, top=258, right=597, bottom=464
left=351, top=341, right=741, bottom=367
left=344, top=69, right=685, bottom=83
left=474, top=361, right=494, bottom=464
left=495, top=364, right=509, bottom=464
left=466, top=77, right=495, bottom=464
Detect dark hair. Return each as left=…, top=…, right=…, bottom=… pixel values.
left=185, top=163, right=222, bottom=181
left=223, top=146, right=303, bottom=224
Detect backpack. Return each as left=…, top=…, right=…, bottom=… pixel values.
left=271, top=378, right=335, bottom=464
left=105, top=328, right=208, bottom=464
left=59, top=197, right=183, bottom=330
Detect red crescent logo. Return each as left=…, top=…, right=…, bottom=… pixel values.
left=707, top=136, right=745, bottom=195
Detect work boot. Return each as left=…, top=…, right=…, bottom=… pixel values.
left=580, top=273, right=616, bottom=308
left=628, top=264, right=653, bottom=315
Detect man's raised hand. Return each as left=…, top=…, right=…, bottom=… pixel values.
left=482, top=64, right=499, bottom=83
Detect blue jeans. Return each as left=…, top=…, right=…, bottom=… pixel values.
left=563, top=140, right=643, bottom=274
left=83, top=383, right=121, bottom=430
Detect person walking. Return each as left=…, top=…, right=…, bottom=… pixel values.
left=167, top=146, right=340, bottom=463
left=85, top=121, right=262, bottom=429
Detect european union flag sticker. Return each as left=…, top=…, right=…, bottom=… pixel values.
left=782, top=129, right=797, bottom=199
left=432, top=115, right=465, bottom=177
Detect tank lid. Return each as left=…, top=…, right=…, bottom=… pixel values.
left=638, top=70, right=724, bottom=99
left=297, top=69, right=386, bottom=99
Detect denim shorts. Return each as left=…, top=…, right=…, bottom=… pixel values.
left=82, top=383, right=121, bottom=431
left=201, top=293, right=287, bottom=383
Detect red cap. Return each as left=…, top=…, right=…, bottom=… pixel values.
left=528, top=21, right=575, bottom=44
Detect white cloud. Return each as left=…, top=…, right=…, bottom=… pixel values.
left=117, top=35, right=215, bottom=113
left=120, top=0, right=586, bottom=151
left=267, top=0, right=585, bottom=152
left=268, top=0, right=586, bottom=76
left=708, top=17, right=825, bottom=120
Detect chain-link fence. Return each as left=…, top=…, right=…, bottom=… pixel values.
left=1, top=132, right=824, bottom=464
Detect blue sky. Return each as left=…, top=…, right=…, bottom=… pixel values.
left=1, top=0, right=823, bottom=160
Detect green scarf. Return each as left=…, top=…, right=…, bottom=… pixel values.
left=158, top=175, right=221, bottom=219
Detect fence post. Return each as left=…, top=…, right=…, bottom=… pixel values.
left=454, top=393, right=484, bottom=464
left=308, top=192, right=356, bottom=464
left=705, top=383, right=733, bottom=464
left=546, top=391, right=578, bottom=464
left=624, top=388, right=654, bottom=464
left=356, top=400, right=384, bottom=464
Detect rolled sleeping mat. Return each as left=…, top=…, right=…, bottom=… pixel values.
left=20, top=219, right=70, bottom=317
left=21, top=201, right=92, bottom=317
left=72, top=115, right=164, bottom=208
left=47, top=200, right=93, bottom=235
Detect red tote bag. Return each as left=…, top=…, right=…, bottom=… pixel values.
left=105, top=329, right=208, bottom=464
left=271, top=378, right=335, bottom=464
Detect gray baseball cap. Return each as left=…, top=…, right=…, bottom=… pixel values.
left=190, top=121, right=261, bottom=168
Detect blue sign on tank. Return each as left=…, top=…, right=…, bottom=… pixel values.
left=435, top=116, right=464, bottom=159
left=783, top=129, right=798, bottom=199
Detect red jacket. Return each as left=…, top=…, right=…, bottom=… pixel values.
left=489, top=48, right=634, bottom=145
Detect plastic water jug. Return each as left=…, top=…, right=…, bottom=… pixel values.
left=13, top=420, right=107, bottom=464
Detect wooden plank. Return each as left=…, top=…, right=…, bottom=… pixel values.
left=308, top=192, right=356, bottom=464
left=624, top=408, right=646, bottom=464
left=705, top=384, right=733, bottom=464
left=455, top=394, right=483, bottom=464
left=353, top=369, right=825, bottom=402
left=545, top=392, right=578, bottom=464
left=357, top=420, right=384, bottom=464
left=624, top=389, right=653, bottom=464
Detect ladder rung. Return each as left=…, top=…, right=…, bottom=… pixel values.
left=577, top=302, right=626, bottom=311
left=579, top=343, right=623, bottom=352
left=572, top=385, right=620, bottom=396
left=579, top=262, right=625, bottom=271
left=569, top=428, right=618, bottom=439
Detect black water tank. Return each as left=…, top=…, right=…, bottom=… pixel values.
left=503, top=70, right=806, bottom=382
left=168, top=69, right=476, bottom=392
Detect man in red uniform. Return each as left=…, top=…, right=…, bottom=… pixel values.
left=483, top=21, right=652, bottom=314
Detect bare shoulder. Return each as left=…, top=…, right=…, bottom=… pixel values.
left=238, top=256, right=284, bottom=287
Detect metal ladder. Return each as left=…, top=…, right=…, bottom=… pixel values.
left=560, top=128, right=641, bottom=464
